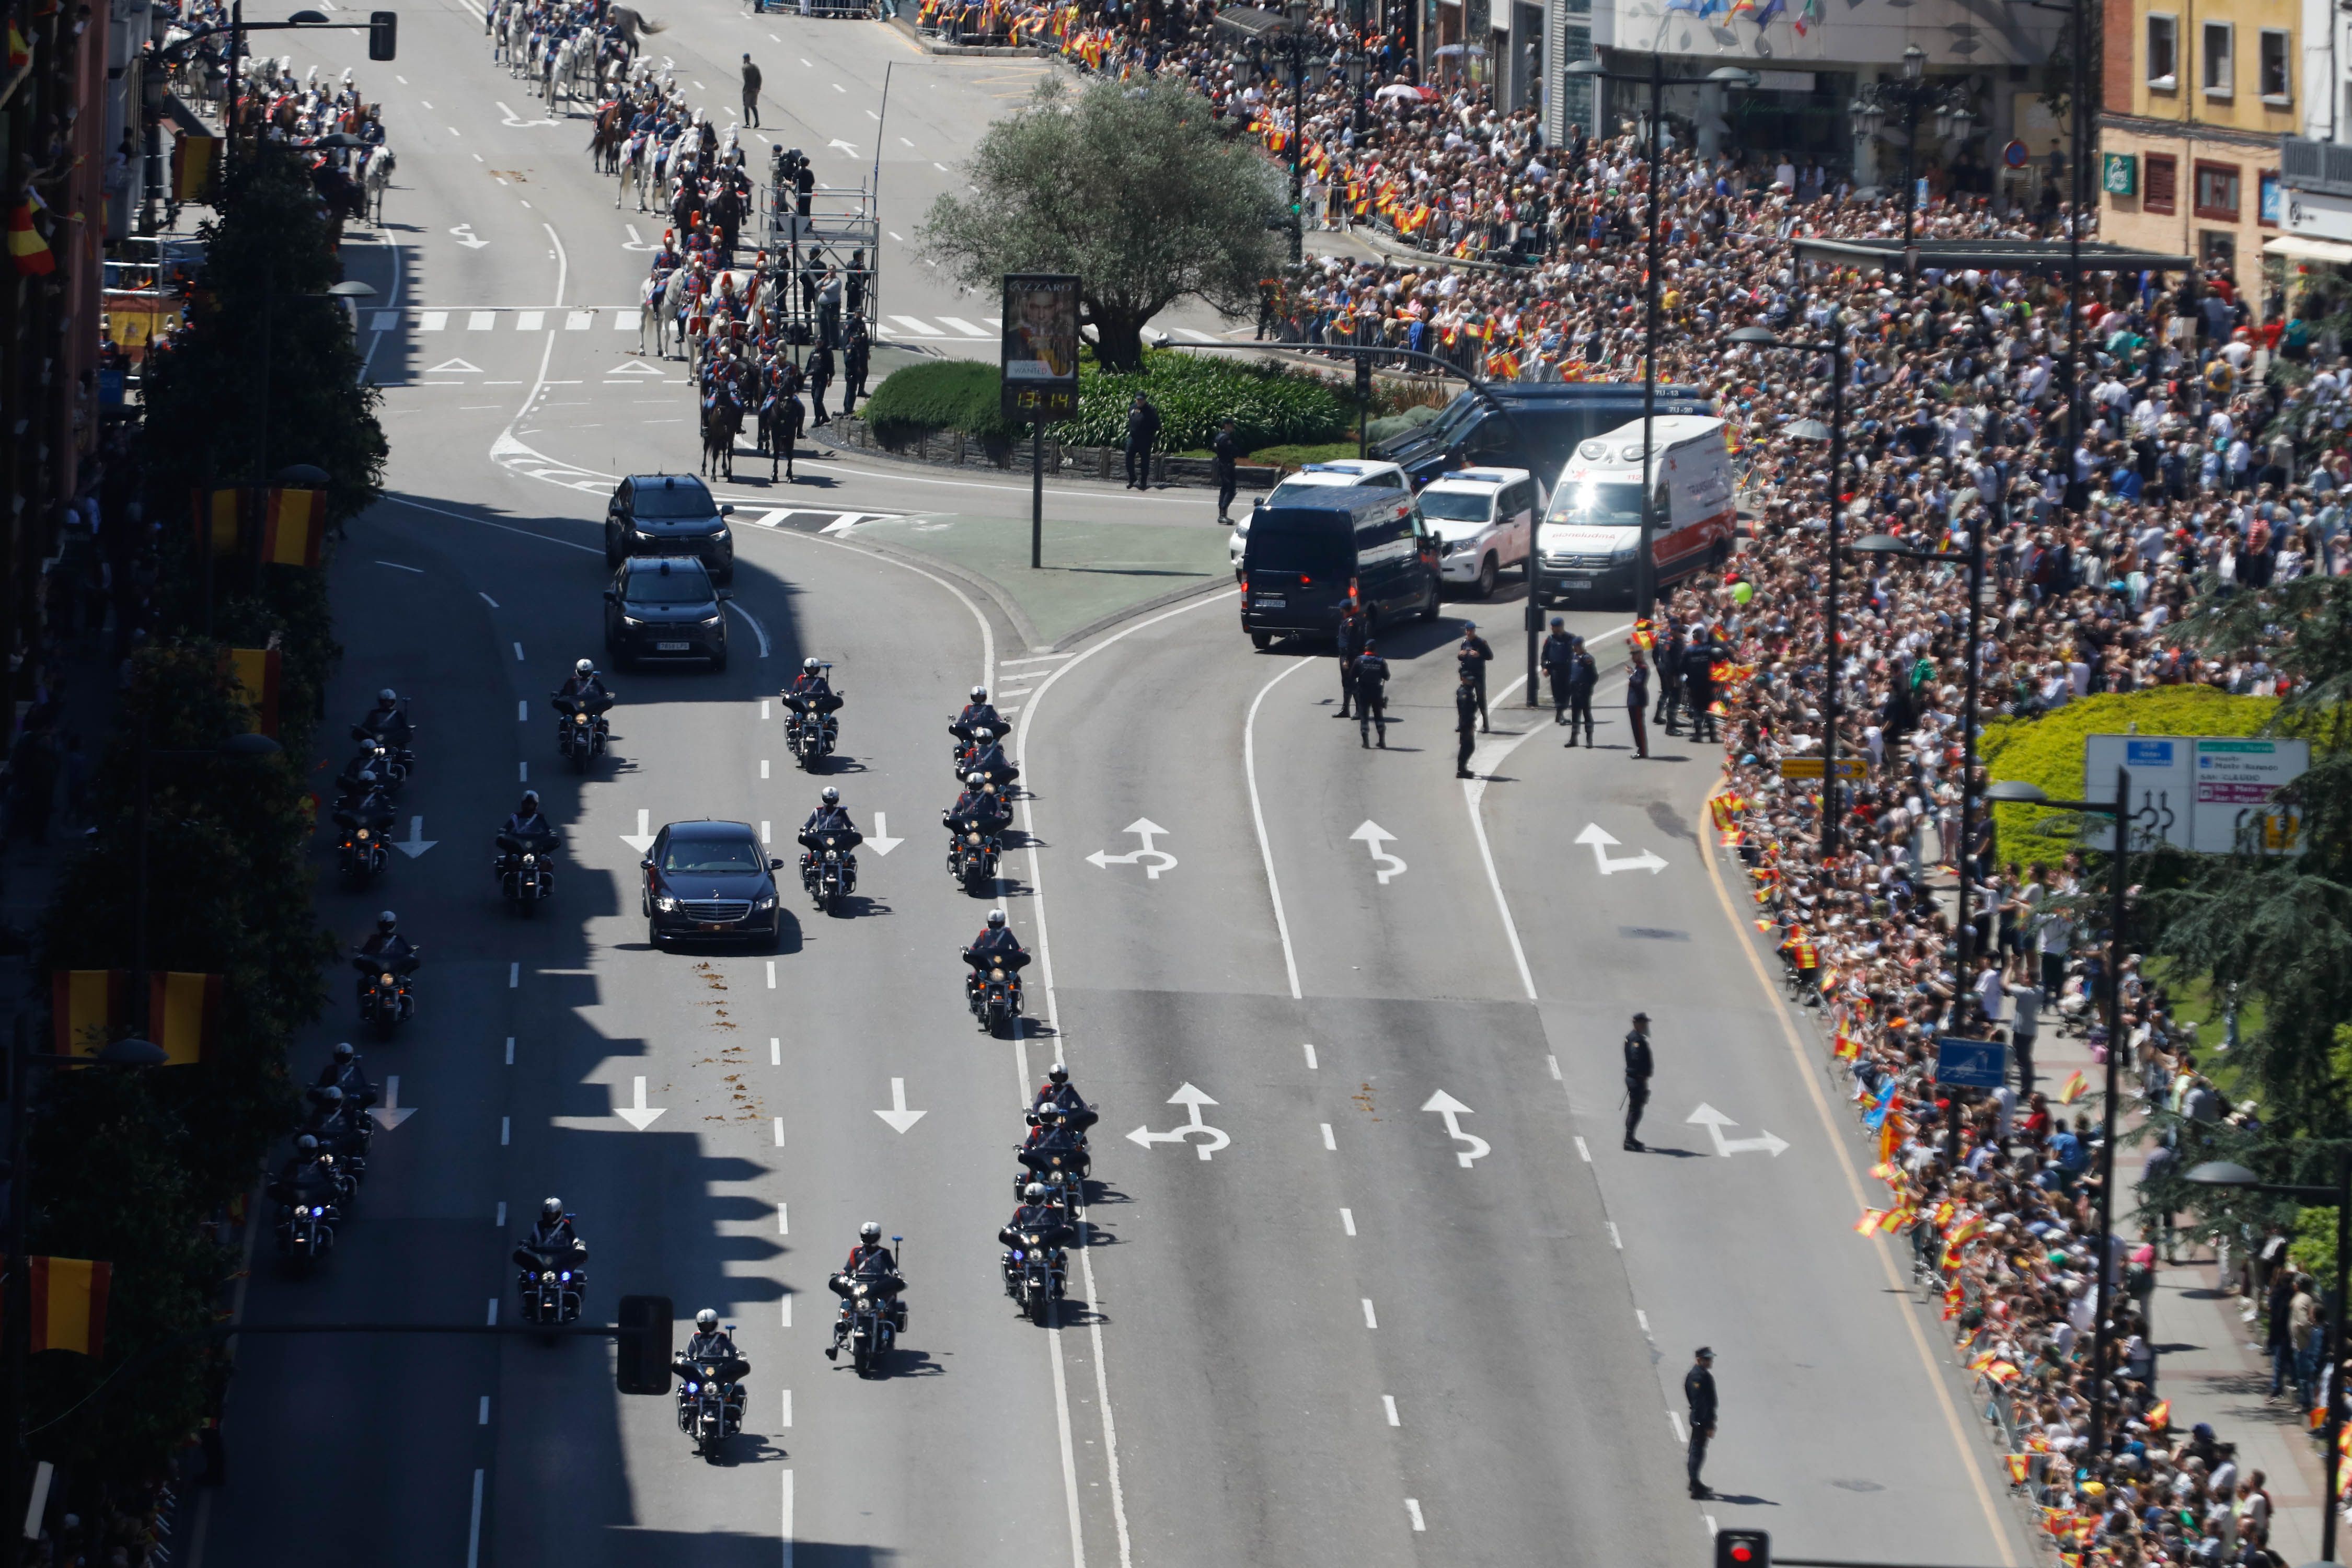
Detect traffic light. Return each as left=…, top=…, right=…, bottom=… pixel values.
left=1715, top=1528, right=1770, bottom=1568
left=367, top=10, right=397, bottom=61
left=614, top=1294, right=673, bottom=1394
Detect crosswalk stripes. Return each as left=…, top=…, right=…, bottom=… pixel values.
left=720, top=507, right=904, bottom=534
left=932, top=316, right=991, bottom=338
left=362, top=308, right=643, bottom=332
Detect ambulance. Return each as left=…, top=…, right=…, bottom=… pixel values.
left=1535, top=415, right=1735, bottom=607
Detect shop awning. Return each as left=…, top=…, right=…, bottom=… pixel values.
left=1790, top=236, right=2197, bottom=274
left=2263, top=234, right=2352, bottom=264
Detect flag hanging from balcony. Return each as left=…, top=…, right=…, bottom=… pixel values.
left=7, top=200, right=53, bottom=278
left=147, top=972, right=222, bottom=1066
left=260, top=488, right=325, bottom=568
left=194, top=487, right=244, bottom=557
left=24, top=1258, right=112, bottom=1357
left=50, top=971, right=131, bottom=1057
left=225, top=647, right=282, bottom=736
left=170, top=134, right=221, bottom=204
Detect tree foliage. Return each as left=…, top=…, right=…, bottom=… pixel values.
left=917, top=75, right=1285, bottom=372
left=2144, top=577, right=2352, bottom=1139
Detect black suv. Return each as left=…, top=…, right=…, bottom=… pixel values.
left=606, top=473, right=736, bottom=583
left=641, top=820, right=784, bottom=946
left=604, top=556, right=731, bottom=671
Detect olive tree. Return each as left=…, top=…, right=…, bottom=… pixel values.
left=918, top=74, right=1285, bottom=372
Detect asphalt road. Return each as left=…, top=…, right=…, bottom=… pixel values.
left=187, top=5, right=2042, bottom=1564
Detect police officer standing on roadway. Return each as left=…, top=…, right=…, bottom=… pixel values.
left=1454, top=670, right=1479, bottom=779
left=1623, top=1011, right=1654, bottom=1150
left=1457, top=621, right=1493, bottom=732
left=741, top=54, right=763, bottom=128
left=1685, top=1347, right=1718, bottom=1498
left=1353, top=639, right=1391, bottom=748
left=1540, top=617, right=1574, bottom=723
left=1334, top=597, right=1367, bottom=719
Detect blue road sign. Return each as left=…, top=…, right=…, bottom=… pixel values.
left=1935, top=1037, right=2008, bottom=1089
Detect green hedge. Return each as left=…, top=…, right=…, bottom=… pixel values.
left=862, top=350, right=1354, bottom=454
left=1981, top=687, right=2278, bottom=869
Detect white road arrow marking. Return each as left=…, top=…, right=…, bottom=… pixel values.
left=818, top=513, right=864, bottom=535
left=368, top=1075, right=416, bottom=1130
left=1686, top=1103, right=1790, bottom=1158
left=1350, top=820, right=1408, bottom=884
left=621, top=809, right=656, bottom=855
left=1125, top=1083, right=1230, bottom=1160
left=867, top=812, right=903, bottom=856
left=827, top=137, right=859, bottom=155
left=1420, top=1091, right=1490, bottom=1167
left=1575, top=823, right=1668, bottom=875
left=423, top=357, right=483, bottom=374
left=605, top=360, right=664, bottom=377
left=873, top=1077, right=926, bottom=1134
left=494, top=100, right=559, bottom=126
left=621, top=223, right=658, bottom=252
left=394, top=815, right=437, bottom=859
left=1085, top=817, right=1177, bottom=879
left=448, top=223, right=490, bottom=249
left=615, top=1076, right=666, bottom=1131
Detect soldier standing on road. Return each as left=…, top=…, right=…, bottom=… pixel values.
left=1334, top=596, right=1367, bottom=719
left=1685, top=1347, right=1718, bottom=1498
left=1457, top=621, right=1493, bottom=732
left=1541, top=616, right=1574, bottom=723
left=740, top=54, right=763, bottom=128
left=1454, top=670, right=1479, bottom=779
left=1623, top=1011, right=1654, bottom=1150
left=1353, top=639, right=1392, bottom=748
left=1565, top=637, right=1597, bottom=748
left=1625, top=651, right=1651, bottom=758
left=1213, top=418, right=1240, bottom=524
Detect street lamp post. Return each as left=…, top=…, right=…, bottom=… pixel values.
left=1566, top=59, right=1759, bottom=618
left=1726, top=321, right=1850, bottom=858
left=1988, top=769, right=2131, bottom=1460
left=1847, top=45, right=1976, bottom=289
left=2188, top=1155, right=2352, bottom=1562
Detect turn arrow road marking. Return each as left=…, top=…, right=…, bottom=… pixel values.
left=1686, top=1103, right=1790, bottom=1157
left=1420, top=1090, right=1490, bottom=1167
left=1086, top=818, right=1177, bottom=879
left=1350, top=820, right=1408, bottom=884
left=1575, top=823, right=1667, bottom=875
left=615, top=1077, right=667, bottom=1131
left=873, top=1077, right=926, bottom=1133
left=1125, top=1083, right=1229, bottom=1159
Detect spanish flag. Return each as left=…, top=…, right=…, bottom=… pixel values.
left=1632, top=617, right=1656, bottom=652
left=6, top=20, right=29, bottom=69
left=1854, top=1208, right=1885, bottom=1235
left=2058, top=1070, right=2088, bottom=1105
left=2006, top=1455, right=2031, bottom=1485
left=2145, top=1399, right=2170, bottom=1430
left=1834, top=1029, right=1858, bottom=1059
left=225, top=647, right=282, bottom=736
left=50, top=971, right=131, bottom=1058
left=170, top=133, right=221, bottom=204
left=147, top=972, right=222, bottom=1066
left=6, top=201, right=53, bottom=278
left=261, top=487, right=325, bottom=568
left=21, top=1258, right=111, bottom=1357
left=194, top=488, right=244, bottom=556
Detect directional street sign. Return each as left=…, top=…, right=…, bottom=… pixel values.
left=1086, top=818, right=1177, bottom=879
left=1576, top=823, right=1667, bottom=875
left=1420, top=1091, right=1489, bottom=1168
left=1933, top=1036, right=2008, bottom=1089
left=1686, top=1104, right=1789, bottom=1157
left=1351, top=821, right=1408, bottom=884
left=1125, top=1083, right=1229, bottom=1159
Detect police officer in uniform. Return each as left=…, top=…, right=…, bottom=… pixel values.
left=1623, top=1011, right=1654, bottom=1151
left=1212, top=418, right=1240, bottom=524
left=1540, top=617, right=1575, bottom=722
left=1625, top=652, right=1652, bottom=758
left=1334, top=598, right=1367, bottom=719
left=1353, top=639, right=1391, bottom=748
left=1454, top=670, right=1479, bottom=779
left=1685, top=1347, right=1717, bottom=1498
left=1456, top=621, right=1493, bottom=732
left=1565, top=637, right=1598, bottom=748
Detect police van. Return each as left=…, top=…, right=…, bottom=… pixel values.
left=1239, top=485, right=1441, bottom=648
left=1536, top=416, right=1734, bottom=607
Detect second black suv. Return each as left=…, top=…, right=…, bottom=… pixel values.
left=605, top=556, right=730, bottom=671
left=606, top=472, right=736, bottom=583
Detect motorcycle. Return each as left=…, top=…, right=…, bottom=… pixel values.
left=497, top=830, right=558, bottom=915
left=786, top=704, right=839, bottom=771
left=512, top=1241, right=587, bottom=1328
left=333, top=805, right=394, bottom=883
left=672, top=1354, right=747, bottom=1455
left=829, top=1274, right=903, bottom=1377
left=551, top=691, right=612, bottom=774
left=946, top=820, right=1001, bottom=893
left=1016, top=1145, right=1087, bottom=1218
left=352, top=714, right=417, bottom=783
left=275, top=1196, right=341, bottom=1269
left=800, top=834, right=855, bottom=914
left=967, top=964, right=1021, bottom=1035
left=337, top=742, right=405, bottom=800
left=1001, top=1231, right=1067, bottom=1325
left=353, top=953, right=417, bottom=1037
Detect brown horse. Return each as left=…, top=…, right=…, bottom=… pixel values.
left=588, top=100, right=625, bottom=174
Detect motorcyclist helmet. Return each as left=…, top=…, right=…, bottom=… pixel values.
left=966, top=771, right=986, bottom=788
left=970, top=685, right=987, bottom=701
left=318, top=1086, right=344, bottom=1107
left=695, top=1308, right=719, bottom=1331
left=802, top=656, right=821, bottom=673
left=1048, top=1064, right=1069, bottom=1085
left=520, top=790, right=540, bottom=813
left=296, top=1134, right=319, bottom=1153
left=377, top=687, right=397, bottom=705
left=859, top=1221, right=881, bottom=1243
left=332, top=1041, right=355, bottom=1064
left=376, top=911, right=398, bottom=935
left=541, top=1197, right=564, bottom=1222
left=575, top=658, right=594, bottom=676
left=987, top=909, right=1007, bottom=929
left=1024, top=1182, right=1047, bottom=1201
left=820, top=787, right=839, bottom=806
left=973, top=728, right=994, bottom=743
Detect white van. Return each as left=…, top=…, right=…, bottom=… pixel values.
left=1415, top=467, right=1535, bottom=598
left=1535, top=415, right=1734, bottom=606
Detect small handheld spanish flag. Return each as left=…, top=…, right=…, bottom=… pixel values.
left=2145, top=1399, right=2170, bottom=1430
left=2006, top=1454, right=2031, bottom=1485
left=2058, top=1070, right=2089, bottom=1105
left=1632, top=617, right=1656, bottom=652
left=1855, top=1208, right=1885, bottom=1235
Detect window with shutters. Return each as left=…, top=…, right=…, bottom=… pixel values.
left=2194, top=160, right=2241, bottom=219
left=2145, top=153, right=2178, bottom=214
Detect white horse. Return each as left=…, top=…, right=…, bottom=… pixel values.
left=361, top=146, right=396, bottom=225
left=618, top=131, right=658, bottom=210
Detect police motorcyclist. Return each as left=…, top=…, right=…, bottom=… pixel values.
left=358, top=687, right=414, bottom=750
left=675, top=1308, right=750, bottom=1432
left=962, top=727, right=1018, bottom=787
left=303, top=1085, right=369, bottom=1161
left=1000, top=1183, right=1075, bottom=1255
left=557, top=659, right=614, bottom=709
left=357, top=911, right=420, bottom=973
left=527, top=1196, right=582, bottom=1256
left=783, top=656, right=841, bottom=715
left=336, top=771, right=398, bottom=833
left=271, top=1134, right=339, bottom=1207
left=944, top=771, right=1012, bottom=839
left=1032, top=1063, right=1098, bottom=1132
left=500, top=790, right=556, bottom=852
left=1019, top=1108, right=1091, bottom=1186
left=963, top=909, right=1029, bottom=977
left=314, top=1041, right=378, bottom=1110
left=950, top=685, right=1002, bottom=743
left=824, top=1221, right=907, bottom=1359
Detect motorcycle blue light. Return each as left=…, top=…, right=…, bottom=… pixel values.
left=685, top=1381, right=698, bottom=1393
left=560, top=1271, right=571, bottom=1280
